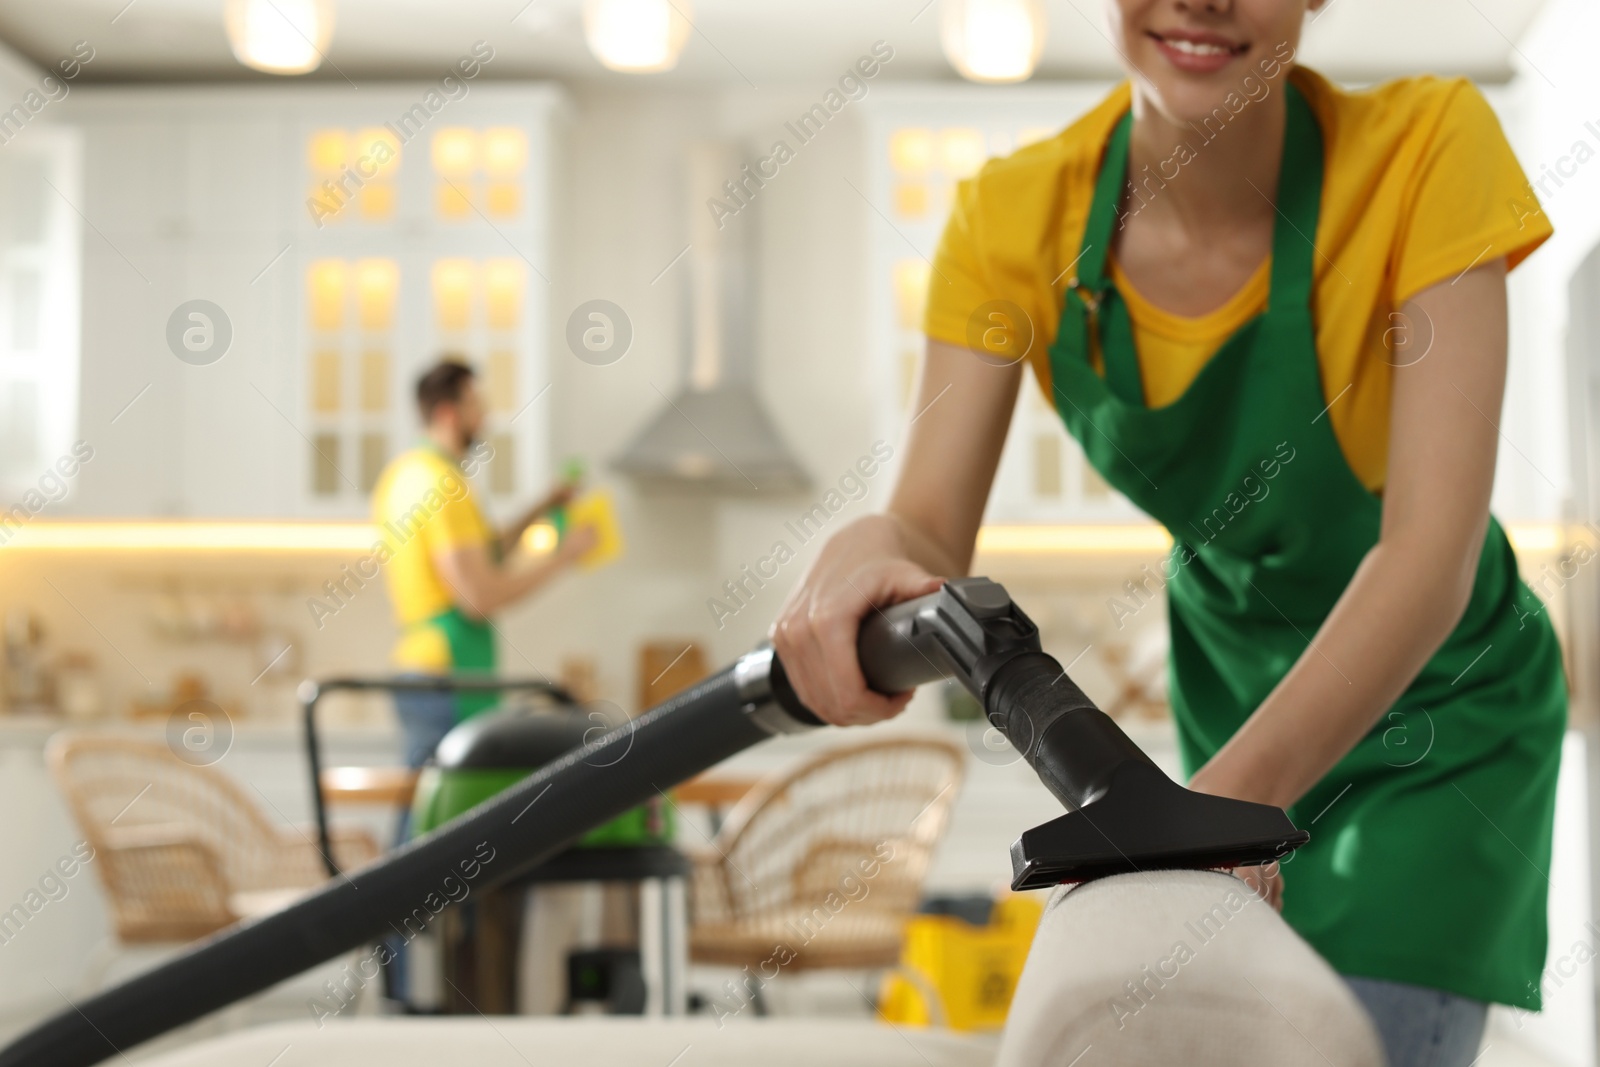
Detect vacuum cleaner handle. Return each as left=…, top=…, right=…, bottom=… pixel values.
left=850, top=577, right=1155, bottom=812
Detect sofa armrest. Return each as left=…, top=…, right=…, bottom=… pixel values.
left=995, top=871, right=1383, bottom=1067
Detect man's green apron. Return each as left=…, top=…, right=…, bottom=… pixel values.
left=413, top=444, right=499, bottom=720
left=419, top=607, right=497, bottom=719
left=1046, top=80, right=1566, bottom=1009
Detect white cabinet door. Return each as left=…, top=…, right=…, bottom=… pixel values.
left=184, top=115, right=294, bottom=240
left=76, top=116, right=184, bottom=243
left=173, top=242, right=298, bottom=516
left=73, top=239, right=188, bottom=516
left=290, top=102, right=556, bottom=521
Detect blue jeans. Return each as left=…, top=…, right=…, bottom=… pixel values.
left=385, top=684, right=458, bottom=1005
left=1345, top=976, right=1488, bottom=1067
left=393, top=684, right=458, bottom=844
left=395, top=685, right=459, bottom=770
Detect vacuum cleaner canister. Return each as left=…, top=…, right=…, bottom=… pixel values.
left=0, top=577, right=1308, bottom=1067
left=411, top=708, right=672, bottom=846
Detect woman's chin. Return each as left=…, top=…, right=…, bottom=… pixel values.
left=1131, top=65, right=1263, bottom=129
left=1138, top=87, right=1232, bottom=128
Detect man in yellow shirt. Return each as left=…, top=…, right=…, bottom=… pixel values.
left=372, top=358, right=594, bottom=768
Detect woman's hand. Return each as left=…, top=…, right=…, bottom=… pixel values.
left=1187, top=767, right=1286, bottom=910
left=771, top=515, right=945, bottom=726
left=1233, top=862, right=1284, bottom=912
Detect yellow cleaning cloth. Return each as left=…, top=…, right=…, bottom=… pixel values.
left=565, top=489, right=623, bottom=570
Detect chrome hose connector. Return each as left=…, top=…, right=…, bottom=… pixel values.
left=732, top=644, right=816, bottom=736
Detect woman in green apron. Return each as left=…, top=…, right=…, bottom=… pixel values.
left=772, top=4, right=1564, bottom=1064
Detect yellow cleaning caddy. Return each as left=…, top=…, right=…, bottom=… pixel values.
left=878, top=892, right=1044, bottom=1031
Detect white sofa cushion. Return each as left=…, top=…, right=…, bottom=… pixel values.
left=137, top=1017, right=998, bottom=1067
left=996, top=870, right=1384, bottom=1067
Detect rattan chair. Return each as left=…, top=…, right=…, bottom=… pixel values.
left=689, top=735, right=965, bottom=975
left=47, top=731, right=378, bottom=944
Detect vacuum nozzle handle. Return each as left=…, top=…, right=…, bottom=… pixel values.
left=855, top=577, right=1041, bottom=696
left=853, top=577, right=1157, bottom=812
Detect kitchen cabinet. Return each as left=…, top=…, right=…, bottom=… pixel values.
left=859, top=83, right=1136, bottom=524
left=58, top=85, right=563, bottom=520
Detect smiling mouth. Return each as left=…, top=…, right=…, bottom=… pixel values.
left=1147, top=31, right=1249, bottom=57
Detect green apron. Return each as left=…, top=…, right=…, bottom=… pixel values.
left=418, top=444, right=500, bottom=720
left=1046, top=80, right=1566, bottom=1009
left=420, top=606, right=498, bottom=719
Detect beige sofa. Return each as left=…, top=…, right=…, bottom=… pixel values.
left=996, top=869, right=1385, bottom=1066
left=137, top=1017, right=998, bottom=1066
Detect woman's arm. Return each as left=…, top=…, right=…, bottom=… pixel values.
left=888, top=340, right=1027, bottom=573
left=771, top=338, right=1022, bottom=724
left=1188, top=259, right=1510, bottom=810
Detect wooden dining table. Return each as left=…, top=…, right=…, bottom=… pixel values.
left=320, top=766, right=762, bottom=834
left=319, top=765, right=420, bottom=807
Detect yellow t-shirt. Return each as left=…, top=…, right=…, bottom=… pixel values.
left=924, top=66, right=1552, bottom=492
left=371, top=446, right=494, bottom=670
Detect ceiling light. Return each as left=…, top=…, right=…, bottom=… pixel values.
left=225, top=0, right=335, bottom=76
left=583, top=0, right=693, bottom=74
left=940, top=0, right=1046, bottom=84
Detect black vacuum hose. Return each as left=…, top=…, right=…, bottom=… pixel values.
left=0, top=659, right=808, bottom=1067
left=984, top=650, right=1156, bottom=812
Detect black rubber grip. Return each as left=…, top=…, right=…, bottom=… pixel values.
left=985, top=650, right=1156, bottom=811
left=766, top=652, right=824, bottom=726
left=0, top=665, right=769, bottom=1067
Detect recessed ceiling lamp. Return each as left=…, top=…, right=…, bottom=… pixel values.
left=583, top=0, right=694, bottom=74
left=225, top=0, right=336, bottom=75
left=940, top=0, right=1047, bottom=84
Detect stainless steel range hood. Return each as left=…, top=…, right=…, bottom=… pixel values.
left=613, top=142, right=810, bottom=493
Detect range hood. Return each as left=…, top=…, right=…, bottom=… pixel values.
left=613, top=142, right=810, bottom=493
